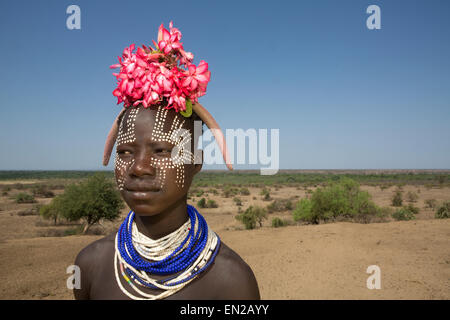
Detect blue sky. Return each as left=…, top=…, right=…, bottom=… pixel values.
left=0, top=0, right=449, bottom=170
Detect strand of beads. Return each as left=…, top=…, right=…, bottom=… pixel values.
left=132, top=219, right=192, bottom=261
left=114, top=204, right=221, bottom=300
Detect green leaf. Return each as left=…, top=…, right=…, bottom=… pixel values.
left=180, top=99, right=193, bottom=117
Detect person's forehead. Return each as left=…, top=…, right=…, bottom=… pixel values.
left=117, top=106, right=195, bottom=147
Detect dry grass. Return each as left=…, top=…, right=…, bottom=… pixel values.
left=0, top=179, right=449, bottom=299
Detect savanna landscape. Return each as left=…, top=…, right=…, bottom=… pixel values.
left=0, top=170, right=449, bottom=300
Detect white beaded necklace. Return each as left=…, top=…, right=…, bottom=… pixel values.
left=114, top=214, right=219, bottom=300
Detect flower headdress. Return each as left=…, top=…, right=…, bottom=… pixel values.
left=103, top=22, right=232, bottom=170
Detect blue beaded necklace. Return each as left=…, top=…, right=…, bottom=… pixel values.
left=116, top=204, right=221, bottom=289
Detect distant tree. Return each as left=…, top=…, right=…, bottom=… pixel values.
left=41, top=173, right=123, bottom=234
left=39, top=197, right=62, bottom=225
left=235, top=206, right=267, bottom=230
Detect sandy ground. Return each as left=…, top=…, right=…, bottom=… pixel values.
left=0, top=184, right=449, bottom=299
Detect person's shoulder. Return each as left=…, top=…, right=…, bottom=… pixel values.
left=73, top=231, right=117, bottom=299
left=210, top=240, right=260, bottom=299
left=74, top=231, right=116, bottom=274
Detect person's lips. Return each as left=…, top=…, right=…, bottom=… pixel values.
left=125, top=184, right=161, bottom=199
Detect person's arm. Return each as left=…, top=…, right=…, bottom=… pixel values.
left=73, top=247, right=93, bottom=300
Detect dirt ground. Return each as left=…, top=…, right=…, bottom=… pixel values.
left=0, top=183, right=449, bottom=299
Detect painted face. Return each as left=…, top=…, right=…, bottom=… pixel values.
left=114, top=105, right=201, bottom=216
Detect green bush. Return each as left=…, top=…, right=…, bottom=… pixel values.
left=425, top=199, right=438, bottom=209
left=271, top=217, right=288, bottom=228
left=233, top=197, right=242, bottom=206
left=39, top=173, right=123, bottom=234
left=260, top=187, right=270, bottom=196
left=40, top=197, right=63, bottom=225
left=235, top=206, right=267, bottom=230
left=406, top=191, right=418, bottom=203
left=404, top=203, right=420, bottom=214
left=196, top=190, right=204, bottom=197
left=391, top=190, right=403, bottom=207
left=206, top=199, right=218, bottom=208
left=435, top=201, right=450, bottom=219
left=197, top=198, right=207, bottom=208
left=267, top=199, right=293, bottom=213
left=292, top=198, right=314, bottom=223
left=15, top=192, right=36, bottom=204
left=32, top=185, right=55, bottom=198
left=240, top=188, right=250, bottom=196
left=392, top=207, right=416, bottom=221
left=197, top=197, right=218, bottom=208
left=223, top=186, right=239, bottom=198
left=292, top=178, right=380, bottom=224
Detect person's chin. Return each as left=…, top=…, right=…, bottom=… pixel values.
left=129, top=203, right=163, bottom=216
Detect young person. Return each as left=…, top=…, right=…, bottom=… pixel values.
left=73, top=22, right=260, bottom=300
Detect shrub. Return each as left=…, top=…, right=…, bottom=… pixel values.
left=435, top=201, right=450, bottom=219
left=267, top=199, right=293, bottom=213
left=391, top=190, right=403, bottom=207
left=206, top=199, right=218, bottom=208
left=404, top=204, right=420, bottom=214
left=32, top=185, right=55, bottom=198
left=235, top=206, right=267, bottom=230
left=271, top=217, right=288, bottom=228
left=240, top=188, right=250, bottom=196
left=208, top=188, right=218, bottom=195
left=233, top=197, right=242, bottom=206
left=15, top=193, right=36, bottom=204
left=392, top=207, right=416, bottom=221
left=425, top=199, right=438, bottom=209
left=292, top=178, right=380, bottom=224
left=197, top=198, right=207, bottom=208
left=292, top=198, right=314, bottom=223
left=196, top=190, right=204, bottom=197
left=40, top=173, right=123, bottom=234
left=223, top=186, right=239, bottom=198
left=198, top=198, right=218, bottom=208
left=406, top=191, right=418, bottom=203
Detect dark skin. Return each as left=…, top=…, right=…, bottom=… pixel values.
left=73, top=106, right=260, bottom=300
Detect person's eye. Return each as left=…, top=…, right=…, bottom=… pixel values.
left=155, top=148, right=172, bottom=155
left=118, top=150, right=132, bottom=156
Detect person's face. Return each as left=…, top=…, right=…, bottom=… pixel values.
left=114, top=105, right=202, bottom=216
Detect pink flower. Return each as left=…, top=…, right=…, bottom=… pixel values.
left=157, top=22, right=183, bottom=55
left=182, top=60, right=211, bottom=91
left=110, top=22, right=210, bottom=112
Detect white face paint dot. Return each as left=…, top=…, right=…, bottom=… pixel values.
left=115, top=106, right=194, bottom=191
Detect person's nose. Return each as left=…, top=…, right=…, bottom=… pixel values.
left=129, top=150, right=156, bottom=177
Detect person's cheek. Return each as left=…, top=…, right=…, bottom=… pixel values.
left=115, top=155, right=134, bottom=191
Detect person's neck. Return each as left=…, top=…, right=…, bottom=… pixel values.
left=133, top=196, right=190, bottom=240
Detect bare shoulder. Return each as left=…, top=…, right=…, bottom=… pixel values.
left=73, top=232, right=116, bottom=299
left=75, top=232, right=115, bottom=267
left=210, top=240, right=260, bottom=300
